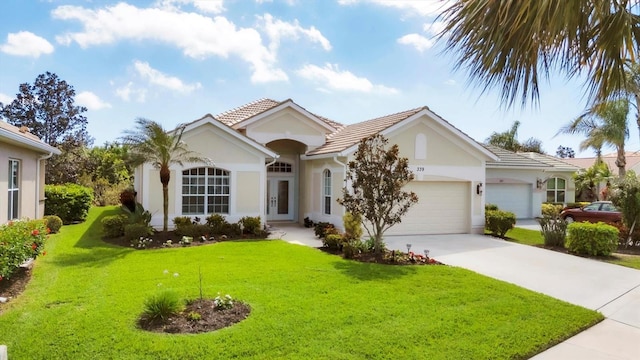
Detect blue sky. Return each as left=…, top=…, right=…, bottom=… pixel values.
left=1, top=0, right=636, bottom=157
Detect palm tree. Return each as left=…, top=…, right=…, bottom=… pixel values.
left=558, top=99, right=630, bottom=176
left=439, top=1, right=640, bottom=106
left=121, top=118, right=209, bottom=232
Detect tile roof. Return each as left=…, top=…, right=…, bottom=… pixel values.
left=519, top=152, right=582, bottom=171
left=0, top=120, right=60, bottom=154
left=485, top=144, right=552, bottom=169
left=306, top=107, right=427, bottom=155
left=213, top=98, right=343, bottom=130
left=561, top=152, right=640, bottom=171
left=0, top=121, right=41, bottom=141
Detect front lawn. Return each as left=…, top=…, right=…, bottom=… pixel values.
left=0, top=207, right=602, bottom=359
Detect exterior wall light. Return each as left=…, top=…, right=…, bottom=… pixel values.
left=476, top=182, right=483, bottom=195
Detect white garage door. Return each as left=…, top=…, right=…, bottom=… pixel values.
left=485, top=183, right=532, bottom=219
left=386, top=181, right=470, bottom=235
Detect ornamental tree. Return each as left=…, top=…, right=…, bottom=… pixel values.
left=338, top=134, right=418, bottom=260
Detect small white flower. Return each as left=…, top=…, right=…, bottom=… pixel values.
left=157, top=283, right=162, bottom=287
left=163, top=269, right=169, bottom=274
left=173, top=273, right=179, bottom=277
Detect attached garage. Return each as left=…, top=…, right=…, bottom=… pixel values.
left=386, top=181, right=471, bottom=235
left=485, top=183, right=532, bottom=219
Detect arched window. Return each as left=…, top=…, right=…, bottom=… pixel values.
left=415, top=133, right=427, bottom=160
left=182, top=167, right=230, bottom=214
left=323, top=169, right=331, bottom=215
left=546, top=177, right=566, bottom=203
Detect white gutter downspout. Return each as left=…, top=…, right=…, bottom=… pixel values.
left=35, top=152, right=54, bottom=219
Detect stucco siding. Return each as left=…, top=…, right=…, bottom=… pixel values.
left=0, top=142, right=42, bottom=222
left=183, top=124, right=262, bottom=164
left=252, top=109, right=326, bottom=137
left=236, top=171, right=261, bottom=213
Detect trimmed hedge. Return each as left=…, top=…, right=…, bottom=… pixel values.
left=43, top=215, right=63, bottom=234
left=101, top=214, right=128, bottom=238
left=44, top=184, right=93, bottom=224
left=537, top=215, right=567, bottom=247
left=566, top=222, right=619, bottom=256
left=541, top=203, right=563, bottom=217
left=485, top=210, right=516, bottom=237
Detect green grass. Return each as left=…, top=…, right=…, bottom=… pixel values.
left=507, top=226, right=640, bottom=270
left=0, top=207, right=602, bottom=359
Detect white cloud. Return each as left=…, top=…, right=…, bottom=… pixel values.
left=424, top=20, right=445, bottom=35
left=76, top=91, right=112, bottom=110
left=133, top=61, right=202, bottom=93
left=0, top=93, right=13, bottom=105
left=115, top=82, right=147, bottom=103
left=52, top=3, right=287, bottom=83
left=444, top=79, right=456, bottom=86
left=257, top=13, right=332, bottom=52
left=338, top=0, right=448, bottom=17
left=296, top=63, right=398, bottom=94
left=397, top=33, right=434, bottom=52
left=155, top=0, right=225, bottom=14
left=0, top=31, right=54, bottom=58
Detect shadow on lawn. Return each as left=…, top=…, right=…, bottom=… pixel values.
left=51, top=207, right=131, bottom=268
left=332, top=259, right=417, bottom=281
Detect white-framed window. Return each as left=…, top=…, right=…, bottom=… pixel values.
left=323, top=169, right=331, bottom=215
left=546, top=177, right=566, bottom=203
left=182, top=167, right=230, bottom=214
left=267, top=161, right=292, bottom=173
left=8, top=159, right=20, bottom=220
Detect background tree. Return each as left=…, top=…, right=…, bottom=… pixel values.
left=121, top=118, right=209, bottom=232
left=610, top=171, right=640, bottom=243
left=337, top=134, right=418, bottom=260
left=485, top=120, right=544, bottom=153
left=0, top=72, right=89, bottom=146
left=573, top=161, right=613, bottom=202
left=439, top=1, right=640, bottom=106
left=558, top=99, right=629, bottom=176
left=556, top=146, right=576, bottom=158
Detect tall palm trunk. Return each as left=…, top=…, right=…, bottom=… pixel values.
left=160, top=166, right=171, bottom=232
left=616, top=147, right=626, bottom=177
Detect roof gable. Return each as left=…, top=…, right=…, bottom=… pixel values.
left=181, top=114, right=277, bottom=158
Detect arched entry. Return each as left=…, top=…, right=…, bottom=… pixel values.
left=265, top=139, right=307, bottom=222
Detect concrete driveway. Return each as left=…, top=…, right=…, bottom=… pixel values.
left=273, top=225, right=640, bottom=359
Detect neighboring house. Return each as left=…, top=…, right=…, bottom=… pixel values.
left=485, top=145, right=581, bottom=219
left=561, top=152, right=640, bottom=175
left=134, top=98, right=498, bottom=235
left=0, top=121, right=60, bottom=223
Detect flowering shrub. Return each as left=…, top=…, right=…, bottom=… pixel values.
left=0, top=219, right=48, bottom=281
left=131, top=237, right=153, bottom=249
left=214, top=293, right=234, bottom=310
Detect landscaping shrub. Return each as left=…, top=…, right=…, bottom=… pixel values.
left=314, top=222, right=336, bottom=239
left=485, top=210, right=516, bottom=237
left=44, top=183, right=93, bottom=224
left=323, top=234, right=343, bottom=250
left=537, top=215, right=567, bottom=247
left=141, top=289, right=184, bottom=322
left=541, top=203, right=563, bottom=217
left=175, top=224, right=211, bottom=239
left=43, top=215, right=63, bottom=234
left=614, top=222, right=640, bottom=248
left=485, top=203, right=499, bottom=211
left=124, top=223, right=153, bottom=241
left=122, top=203, right=152, bottom=227
left=0, top=219, right=48, bottom=281
left=343, top=212, right=362, bottom=241
left=206, top=214, right=229, bottom=234
left=239, top=216, right=262, bottom=235
left=566, top=222, right=619, bottom=256
left=120, top=188, right=137, bottom=212
left=101, top=214, right=128, bottom=238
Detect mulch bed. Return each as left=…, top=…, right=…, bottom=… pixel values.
left=102, top=230, right=268, bottom=250
left=0, top=267, right=32, bottom=313
left=319, top=247, right=444, bottom=265
left=138, top=299, right=251, bottom=334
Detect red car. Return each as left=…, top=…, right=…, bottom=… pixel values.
left=560, top=201, right=622, bottom=225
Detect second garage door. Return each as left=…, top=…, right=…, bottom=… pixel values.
left=386, top=181, right=470, bottom=235
left=485, top=183, right=532, bottom=218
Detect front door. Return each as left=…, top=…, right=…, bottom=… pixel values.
left=267, top=177, right=294, bottom=221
